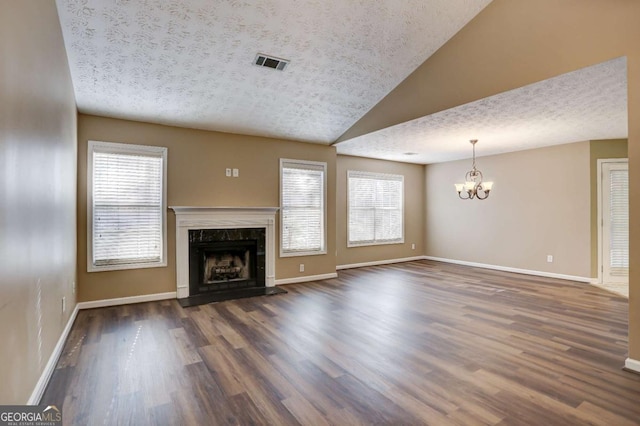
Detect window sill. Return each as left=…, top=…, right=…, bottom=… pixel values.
left=279, top=250, right=327, bottom=258
left=88, top=260, right=167, bottom=273
left=347, top=240, right=404, bottom=248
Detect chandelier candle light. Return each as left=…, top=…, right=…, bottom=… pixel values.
left=455, top=139, right=493, bottom=200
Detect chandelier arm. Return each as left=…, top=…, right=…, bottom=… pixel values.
left=457, top=190, right=471, bottom=200
left=476, top=188, right=490, bottom=200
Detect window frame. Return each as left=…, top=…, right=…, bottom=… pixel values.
left=598, top=158, right=629, bottom=284
left=279, top=158, right=327, bottom=257
left=347, top=170, right=404, bottom=248
left=87, top=140, right=168, bottom=272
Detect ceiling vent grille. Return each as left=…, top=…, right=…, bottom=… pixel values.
left=255, top=54, right=289, bottom=71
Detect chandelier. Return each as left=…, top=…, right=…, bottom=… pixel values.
left=455, top=139, right=493, bottom=200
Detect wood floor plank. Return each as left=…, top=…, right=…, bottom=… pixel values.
left=199, top=344, right=247, bottom=397
left=41, top=260, right=640, bottom=425
left=281, top=393, right=332, bottom=426
left=268, top=354, right=346, bottom=416
left=576, top=401, right=639, bottom=426
left=169, top=327, right=202, bottom=365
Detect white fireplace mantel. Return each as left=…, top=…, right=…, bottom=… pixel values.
left=170, top=206, right=279, bottom=299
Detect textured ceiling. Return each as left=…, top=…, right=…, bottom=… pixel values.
left=336, top=57, right=628, bottom=164
left=55, top=0, right=492, bottom=144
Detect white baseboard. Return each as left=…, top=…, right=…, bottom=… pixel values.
left=76, top=291, right=177, bottom=310
left=275, top=273, right=338, bottom=285
left=337, top=256, right=425, bottom=271
left=28, top=304, right=80, bottom=405
left=625, top=358, right=640, bottom=373
left=423, top=256, right=594, bottom=283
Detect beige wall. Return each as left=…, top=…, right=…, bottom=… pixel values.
left=425, top=142, right=591, bottom=277
left=0, top=2, right=77, bottom=403
left=338, top=0, right=640, bottom=362
left=336, top=155, right=425, bottom=266
left=590, top=139, right=628, bottom=277
left=77, top=114, right=337, bottom=301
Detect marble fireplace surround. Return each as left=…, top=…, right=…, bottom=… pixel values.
left=170, top=207, right=278, bottom=299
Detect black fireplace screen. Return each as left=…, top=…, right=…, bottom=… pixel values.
left=203, top=246, right=252, bottom=284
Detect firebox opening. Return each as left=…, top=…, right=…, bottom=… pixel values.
left=194, top=240, right=258, bottom=293
left=203, top=248, right=251, bottom=284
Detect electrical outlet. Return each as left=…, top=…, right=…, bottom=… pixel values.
left=62, top=296, right=66, bottom=313
left=233, top=168, right=239, bottom=177
left=72, top=281, right=76, bottom=294
left=225, top=168, right=231, bottom=177
left=411, top=243, right=415, bottom=250
left=547, top=255, right=553, bottom=263
left=299, top=264, right=305, bottom=272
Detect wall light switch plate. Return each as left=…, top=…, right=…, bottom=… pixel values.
left=225, top=168, right=231, bottom=177
left=233, top=168, right=239, bottom=177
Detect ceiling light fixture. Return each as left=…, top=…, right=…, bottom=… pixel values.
left=455, top=139, right=493, bottom=200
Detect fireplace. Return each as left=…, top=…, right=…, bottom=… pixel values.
left=171, top=207, right=280, bottom=306
left=188, top=228, right=265, bottom=296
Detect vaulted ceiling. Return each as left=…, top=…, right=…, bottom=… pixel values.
left=337, top=57, right=628, bottom=164
left=55, top=0, right=628, bottom=163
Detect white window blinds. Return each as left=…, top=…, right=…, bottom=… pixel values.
left=89, top=141, right=167, bottom=271
left=609, top=168, right=629, bottom=276
left=280, top=159, right=326, bottom=256
left=348, top=171, right=404, bottom=247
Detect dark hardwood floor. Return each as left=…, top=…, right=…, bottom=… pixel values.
left=42, top=260, right=640, bottom=425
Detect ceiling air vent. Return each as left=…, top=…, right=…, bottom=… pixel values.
left=255, top=54, right=289, bottom=71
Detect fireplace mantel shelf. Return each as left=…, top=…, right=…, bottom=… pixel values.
left=170, top=206, right=279, bottom=214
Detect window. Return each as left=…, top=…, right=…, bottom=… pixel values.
left=348, top=170, right=404, bottom=247
left=280, top=159, right=327, bottom=256
left=608, top=167, right=629, bottom=276
left=88, top=141, right=167, bottom=272
left=601, top=161, right=628, bottom=282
